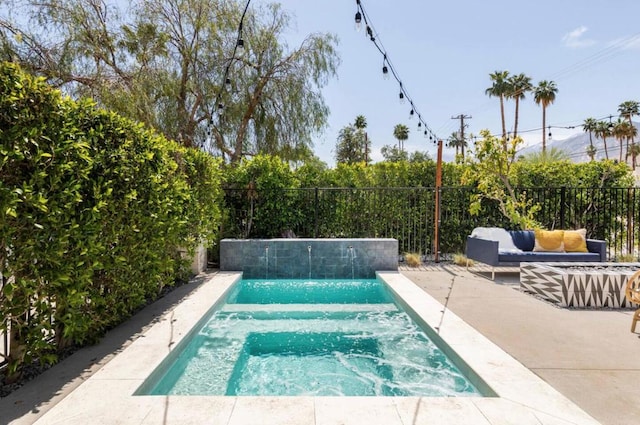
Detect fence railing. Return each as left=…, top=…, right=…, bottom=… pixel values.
left=222, top=186, right=640, bottom=260
left=3, top=186, right=637, bottom=371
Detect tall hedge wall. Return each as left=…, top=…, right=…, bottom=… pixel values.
left=0, top=63, right=223, bottom=377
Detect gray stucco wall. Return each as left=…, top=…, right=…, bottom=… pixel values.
left=220, top=238, right=398, bottom=279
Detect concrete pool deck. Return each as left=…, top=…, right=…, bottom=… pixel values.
left=0, top=266, right=638, bottom=424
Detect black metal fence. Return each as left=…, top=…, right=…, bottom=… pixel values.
left=222, top=186, right=640, bottom=260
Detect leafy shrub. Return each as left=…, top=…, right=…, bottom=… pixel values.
left=404, top=253, right=422, bottom=267
left=0, top=63, right=222, bottom=378
left=453, top=254, right=474, bottom=267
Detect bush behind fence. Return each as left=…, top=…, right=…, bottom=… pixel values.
left=222, top=186, right=640, bottom=260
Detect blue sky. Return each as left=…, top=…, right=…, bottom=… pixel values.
left=272, top=0, right=640, bottom=164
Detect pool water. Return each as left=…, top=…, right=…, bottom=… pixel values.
left=138, top=279, right=483, bottom=397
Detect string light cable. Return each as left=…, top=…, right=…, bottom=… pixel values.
left=207, top=0, right=252, bottom=146
left=354, top=0, right=440, bottom=143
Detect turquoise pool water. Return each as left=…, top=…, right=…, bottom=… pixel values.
left=137, top=278, right=484, bottom=397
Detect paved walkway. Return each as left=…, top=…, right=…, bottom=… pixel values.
left=0, top=266, right=638, bottom=425
left=401, top=264, right=640, bottom=425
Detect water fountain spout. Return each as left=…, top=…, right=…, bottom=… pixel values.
left=348, top=246, right=355, bottom=279
left=264, top=245, right=269, bottom=278
left=307, top=246, right=312, bottom=279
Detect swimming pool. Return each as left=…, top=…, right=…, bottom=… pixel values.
left=136, top=278, right=491, bottom=397
left=33, top=270, right=601, bottom=425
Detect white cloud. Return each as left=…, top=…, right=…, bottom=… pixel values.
left=562, top=26, right=596, bottom=48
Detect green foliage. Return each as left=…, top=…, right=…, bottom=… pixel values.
left=518, top=147, right=569, bottom=163
left=463, top=130, right=541, bottom=229
left=223, top=155, right=301, bottom=238
left=335, top=119, right=370, bottom=165
left=380, top=145, right=408, bottom=162
left=220, top=153, right=635, bottom=262
left=0, top=63, right=222, bottom=377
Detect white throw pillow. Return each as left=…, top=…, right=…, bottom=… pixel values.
left=471, top=227, right=522, bottom=253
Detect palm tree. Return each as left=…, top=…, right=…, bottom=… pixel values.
left=507, top=73, right=532, bottom=138
left=447, top=131, right=464, bottom=159
left=595, top=121, right=612, bottom=160
left=629, top=143, right=640, bottom=169
left=627, top=124, right=638, bottom=164
left=533, top=80, right=558, bottom=154
left=485, top=70, right=510, bottom=145
left=582, top=117, right=598, bottom=161
left=618, top=100, right=639, bottom=123
left=612, top=119, right=629, bottom=162
left=521, top=147, right=569, bottom=163
left=393, top=124, right=409, bottom=152
left=618, top=100, right=639, bottom=167
left=354, top=115, right=370, bottom=162
left=586, top=145, right=597, bottom=161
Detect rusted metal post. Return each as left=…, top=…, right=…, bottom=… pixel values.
left=434, top=140, right=443, bottom=263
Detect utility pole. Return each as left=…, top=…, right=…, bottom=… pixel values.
left=451, top=114, right=472, bottom=158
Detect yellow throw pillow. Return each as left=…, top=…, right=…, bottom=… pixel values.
left=533, top=229, right=565, bottom=252
left=564, top=228, right=588, bottom=252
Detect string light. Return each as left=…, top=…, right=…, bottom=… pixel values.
left=353, top=0, right=439, bottom=144
left=382, top=55, right=389, bottom=79
left=208, top=0, right=252, bottom=141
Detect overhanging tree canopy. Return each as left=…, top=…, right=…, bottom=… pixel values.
left=0, top=0, right=340, bottom=163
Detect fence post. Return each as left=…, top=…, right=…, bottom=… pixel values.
left=314, top=187, right=319, bottom=238
left=560, top=187, right=566, bottom=229
left=434, top=140, right=443, bottom=262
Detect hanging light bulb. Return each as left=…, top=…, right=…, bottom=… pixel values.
left=355, top=11, right=362, bottom=31
left=409, top=108, right=414, bottom=119
left=418, top=122, right=422, bottom=128
left=424, top=129, right=428, bottom=137
left=236, top=22, right=245, bottom=56
left=382, top=55, right=389, bottom=80
left=237, top=38, right=245, bottom=57
left=366, top=25, right=374, bottom=41
left=399, top=83, right=405, bottom=103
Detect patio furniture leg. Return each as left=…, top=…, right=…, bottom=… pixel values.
left=625, top=270, right=640, bottom=333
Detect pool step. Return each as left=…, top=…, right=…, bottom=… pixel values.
left=220, top=303, right=398, bottom=313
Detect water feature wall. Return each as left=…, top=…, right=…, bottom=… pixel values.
left=220, top=238, right=398, bottom=279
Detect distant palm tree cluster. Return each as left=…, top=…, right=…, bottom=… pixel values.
left=485, top=70, right=557, bottom=153
left=582, top=101, right=639, bottom=167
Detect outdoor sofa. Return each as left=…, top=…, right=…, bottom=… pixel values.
left=465, top=227, right=607, bottom=279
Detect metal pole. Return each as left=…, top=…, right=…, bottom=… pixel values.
left=314, top=187, right=319, bottom=238
left=434, top=140, right=443, bottom=263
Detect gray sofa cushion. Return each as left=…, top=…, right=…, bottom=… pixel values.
left=498, top=251, right=601, bottom=263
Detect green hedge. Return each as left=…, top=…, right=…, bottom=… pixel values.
left=0, top=63, right=222, bottom=378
